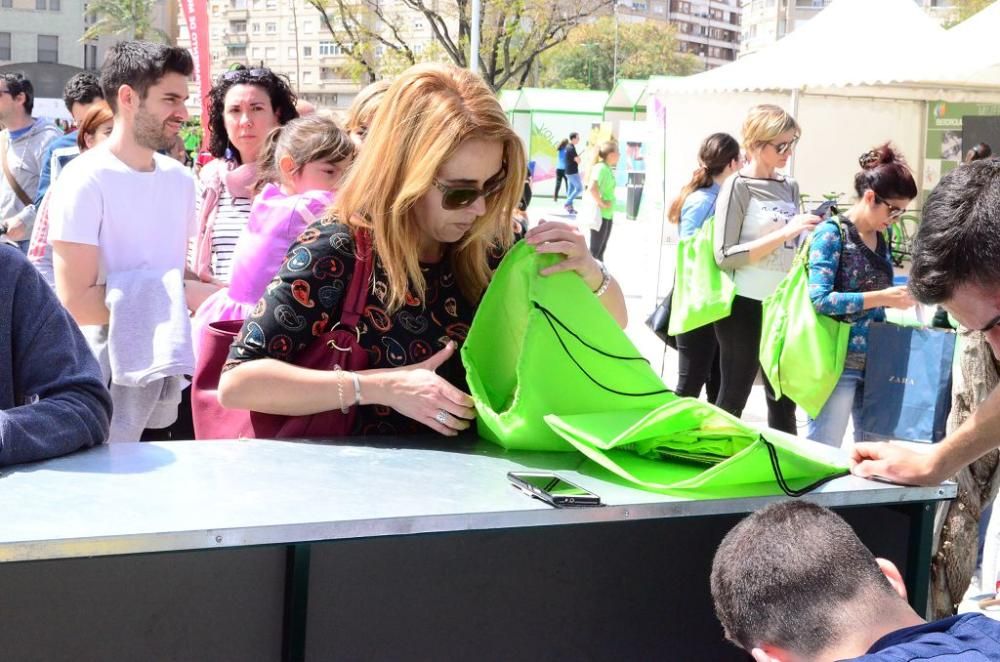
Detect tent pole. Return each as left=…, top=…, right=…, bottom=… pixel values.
left=789, top=88, right=801, bottom=177
left=916, top=100, right=929, bottom=206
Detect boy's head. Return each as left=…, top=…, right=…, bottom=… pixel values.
left=711, top=501, right=911, bottom=662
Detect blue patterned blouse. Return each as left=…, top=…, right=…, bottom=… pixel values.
left=807, top=216, right=893, bottom=370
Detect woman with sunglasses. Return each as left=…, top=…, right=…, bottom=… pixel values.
left=187, top=66, right=299, bottom=310
left=713, top=104, right=820, bottom=434
left=805, top=144, right=916, bottom=447
left=218, top=63, right=625, bottom=437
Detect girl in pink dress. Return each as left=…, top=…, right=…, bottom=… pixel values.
left=193, top=115, right=354, bottom=356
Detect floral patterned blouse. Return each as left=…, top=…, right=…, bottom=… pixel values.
left=225, top=219, right=506, bottom=435
left=807, top=216, right=893, bottom=370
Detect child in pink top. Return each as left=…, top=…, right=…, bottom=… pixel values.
left=193, top=115, right=354, bottom=356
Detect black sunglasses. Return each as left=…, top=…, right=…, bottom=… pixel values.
left=768, top=137, right=799, bottom=155
left=433, top=165, right=507, bottom=210
left=875, top=194, right=907, bottom=219
left=222, top=67, right=270, bottom=82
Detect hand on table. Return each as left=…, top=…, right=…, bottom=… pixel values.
left=851, top=441, right=946, bottom=486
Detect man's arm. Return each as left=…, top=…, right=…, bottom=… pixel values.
left=0, top=255, right=111, bottom=464
left=2, top=203, right=36, bottom=242
left=852, top=383, right=1000, bottom=485
left=53, top=240, right=108, bottom=326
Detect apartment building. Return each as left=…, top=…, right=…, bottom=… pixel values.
left=740, top=0, right=955, bottom=57
left=614, top=0, right=743, bottom=70
left=177, top=0, right=444, bottom=112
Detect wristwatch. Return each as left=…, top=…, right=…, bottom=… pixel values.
left=592, top=261, right=612, bottom=297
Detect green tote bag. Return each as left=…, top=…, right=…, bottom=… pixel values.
left=461, top=241, right=675, bottom=451
left=545, top=399, right=849, bottom=498
left=667, top=217, right=736, bottom=336
left=759, top=222, right=852, bottom=419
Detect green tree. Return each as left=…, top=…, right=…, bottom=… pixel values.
left=539, top=17, right=701, bottom=91
left=945, top=0, right=996, bottom=26
left=81, top=0, right=169, bottom=43
left=307, top=0, right=613, bottom=89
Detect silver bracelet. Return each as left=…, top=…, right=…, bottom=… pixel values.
left=350, top=371, right=362, bottom=407
left=592, top=261, right=612, bottom=297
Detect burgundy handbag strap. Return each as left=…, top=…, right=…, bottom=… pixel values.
left=339, top=229, right=373, bottom=328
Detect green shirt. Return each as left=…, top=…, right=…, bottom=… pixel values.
left=592, top=162, right=616, bottom=220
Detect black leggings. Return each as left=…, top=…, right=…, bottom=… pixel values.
left=713, top=295, right=797, bottom=434
left=553, top=169, right=566, bottom=200
left=675, top=323, right=720, bottom=402
left=590, top=218, right=613, bottom=261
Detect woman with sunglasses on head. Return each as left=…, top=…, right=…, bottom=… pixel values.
left=187, top=66, right=299, bottom=310
left=666, top=132, right=741, bottom=402
left=713, top=104, right=821, bottom=434
left=805, top=144, right=916, bottom=447
left=218, top=63, right=625, bottom=437
left=344, top=79, right=390, bottom=149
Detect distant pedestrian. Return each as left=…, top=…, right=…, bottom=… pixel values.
left=563, top=132, right=582, bottom=215
left=553, top=138, right=568, bottom=201
left=587, top=140, right=619, bottom=261
left=964, top=142, right=992, bottom=163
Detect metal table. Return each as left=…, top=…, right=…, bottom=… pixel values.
left=0, top=438, right=954, bottom=661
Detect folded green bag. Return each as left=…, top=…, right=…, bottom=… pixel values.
left=760, top=223, right=852, bottom=418
left=667, top=217, right=736, bottom=335
left=461, top=241, right=674, bottom=451
left=545, top=399, right=849, bottom=498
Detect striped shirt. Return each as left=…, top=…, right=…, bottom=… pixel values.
left=210, top=184, right=253, bottom=284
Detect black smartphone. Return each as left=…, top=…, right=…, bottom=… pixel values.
left=508, top=472, right=602, bottom=507
left=810, top=200, right=839, bottom=219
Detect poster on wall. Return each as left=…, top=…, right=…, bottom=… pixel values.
left=924, top=100, right=1000, bottom=194
left=615, top=121, right=650, bottom=186
left=636, top=96, right=667, bottom=225
left=528, top=113, right=602, bottom=198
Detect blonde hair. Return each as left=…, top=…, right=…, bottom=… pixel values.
left=344, top=79, right=390, bottom=137
left=331, top=63, right=525, bottom=314
left=254, top=114, right=354, bottom=194
left=741, top=104, right=800, bottom=152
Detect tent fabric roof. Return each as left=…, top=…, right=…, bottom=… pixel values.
left=498, top=89, right=521, bottom=113
left=929, top=2, right=1000, bottom=86
left=653, top=0, right=946, bottom=94
left=513, top=88, right=609, bottom=114
left=606, top=79, right=647, bottom=109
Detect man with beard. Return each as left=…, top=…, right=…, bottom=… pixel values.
left=47, top=41, right=198, bottom=442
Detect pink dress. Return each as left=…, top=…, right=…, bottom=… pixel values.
left=192, top=183, right=333, bottom=357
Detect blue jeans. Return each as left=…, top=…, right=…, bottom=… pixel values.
left=565, top=173, right=583, bottom=207
left=807, top=368, right=864, bottom=448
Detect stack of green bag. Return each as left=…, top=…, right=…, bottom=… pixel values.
left=461, top=241, right=849, bottom=498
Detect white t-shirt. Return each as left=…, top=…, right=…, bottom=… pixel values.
left=47, top=146, right=197, bottom=275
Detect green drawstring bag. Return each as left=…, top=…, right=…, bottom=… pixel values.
left=545, top=399, right=849, bottom=498
left=667, top=217, right=736, bottom=335
left=759, top=221, right=852, bottom=418
left=461, top=241, right=674, bottom=451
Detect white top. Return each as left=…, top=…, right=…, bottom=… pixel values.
left=209, top=185, right=253, bottom=284
left=47, top=146, right=197, bottom=275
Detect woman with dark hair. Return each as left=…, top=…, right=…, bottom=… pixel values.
left=965, top=142, right=992, bottom=164
left=805, top=143, right=917, bottom=447
left=666, top=132, right=740, bottom=401
left=188, top=66, right=298, bottom=308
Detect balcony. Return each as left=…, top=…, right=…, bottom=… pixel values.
left=224, top=33, right=249, bottom=46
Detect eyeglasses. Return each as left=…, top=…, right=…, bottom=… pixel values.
left=433, top=165, right=507, bottom=210
left=768, top=137, right=799, bottom=155
left=875, top=195, right=907, bottom=219
left=978, top=314, right=1000, bottom=335
left=222, top=67, right=270, bottom=82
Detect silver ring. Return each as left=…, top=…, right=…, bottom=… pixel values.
left=434, top=410, right=449, bottom=425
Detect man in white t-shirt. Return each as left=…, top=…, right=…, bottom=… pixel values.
left=48, top=41, right=198, bottom=441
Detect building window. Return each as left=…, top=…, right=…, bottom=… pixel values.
left=51, top=0, right=60, bottom=9
left=302, top=70, right=312, bottom=82
left=231, top=20, right=247, bottom=33
left=227, top=45, right=247, bottom=57
left=37, top=35, right=58, bottom=63
left=251, top=47, right=261, bottom=58
left=0, top=33, right=10, bottom=61
left=318, top=41, right=348, bottom=56
left=303, top=46, right=312, bottom=57
left=287, top=46, right=295, bottom=58
left=413, top=19, right=424, bottom=30
left=265, top=46, right=276, bottom=59
left=302, top=19, right=314, bottom=33
left=231, top=0, right=247, bottom=7
left=265, top=22, right=277, bottom=33
left=0, top=0, right=11, bottom=7
left=652, top=3, right=665, bottom=13
left=85, top=43, right=98, bottom=69
left=36, top=0, right=59, bottom=8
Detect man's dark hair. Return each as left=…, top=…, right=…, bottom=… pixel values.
left=62, top=72, right=104, bottom=113
left=569, top=132, right=579, bottom=140
left=99, top=41, right=193, bottom=114
left=710, top=501, right=896, bottom=657
left=909, top=158, right=1000, bottom=304
left=0, top=73, right=34, bottom=115
left=206, top=65, right=298, bottom=162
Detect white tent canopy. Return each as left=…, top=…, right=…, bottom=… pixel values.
left=654, top=0, right=947, bottom=94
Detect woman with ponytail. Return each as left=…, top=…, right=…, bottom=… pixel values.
left=666, top=132, right=740, bottom=400
left=805, top=143, right=916, bottom=446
